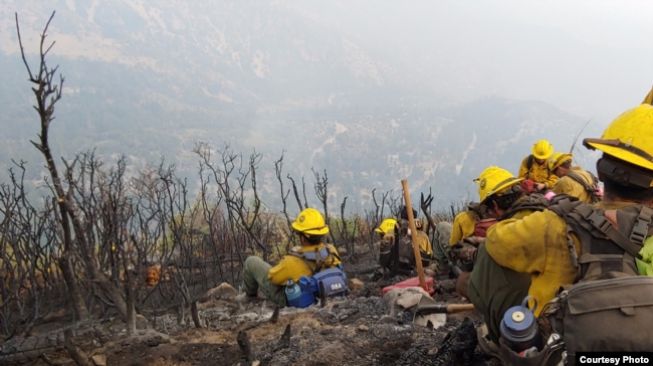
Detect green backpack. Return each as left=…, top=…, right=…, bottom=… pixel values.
left=544, top=196, right=653, bottom=364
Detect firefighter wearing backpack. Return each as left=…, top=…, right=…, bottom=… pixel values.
left=377, top=206, right=433, bottom=276
left=450, top=167, right=549, bottom=272
left=482, top=104, right=653, bottom=360
left=239, top=208, right=341, bottom=306
left=392, top=206, right=434, bottom=272
left=461, top=166, right=547, bottom=342
left=549, top=152, right=601, bottom=203
left=518, top=139, right=558, bottom=192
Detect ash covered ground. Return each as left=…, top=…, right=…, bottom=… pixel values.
left=1, top=250, right=498, bottom=366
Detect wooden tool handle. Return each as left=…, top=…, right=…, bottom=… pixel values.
left=401, top=179, right=426, bottom=292
left=446, top=303, right=475, bottom=313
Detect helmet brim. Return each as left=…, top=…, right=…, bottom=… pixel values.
left=292, top=221, right=329, bottom=236
left=532, top=151, right=553, bottom=160
left=482, top=177, right=524, bottom=202
left=586, top=141, right=653, bottom=172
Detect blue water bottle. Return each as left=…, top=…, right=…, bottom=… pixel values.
left=500, top=297, right=542, bottom=352
left=285, top=280, right=302, bottom=307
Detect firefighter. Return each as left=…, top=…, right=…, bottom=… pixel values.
left=484, top=103, right=653, bottom=320
left=518, top=139, right=558, bottom=192
left=549, top=152, right=601, bottom=203
left=239, top=208, right=341, bottom=306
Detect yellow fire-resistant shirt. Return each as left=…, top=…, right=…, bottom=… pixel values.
left=268, top=243, right=341, bottom=286
left=518, top=155, right=558, bottom=188
left=450, top=210, right=477, bottom=246
left=414, top=229, right=433, bottom=257
left=552, top=167, right=597, bottom=203
left=485, top=200, right=636, bottom=316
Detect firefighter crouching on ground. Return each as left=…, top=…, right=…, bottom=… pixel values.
left=376, top=218, right=397, bottom=270
left=463, top=166, right=548, bottom=343
left=549, top=152, right=601, bottom=203
left=518, top=139, right=558, bottom=193
left=482, top=103, right=653, bottom=329
left=449, top=201, right=495, bottom=277
left=239, top=208, right=341, bottom=306
left=394, top=206, right=434, bottom=272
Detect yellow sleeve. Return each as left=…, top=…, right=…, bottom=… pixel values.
left=449, top=211, right=476, bottom=245
left=484, top=211, right=553, bottom=274
left=518, top=157, right=529, bottom=179
left=268, top=256, right=313, bottom=285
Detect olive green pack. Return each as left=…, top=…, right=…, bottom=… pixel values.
left=545, top=197, right=653, bottom=363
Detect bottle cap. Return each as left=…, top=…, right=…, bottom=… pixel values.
left=511, top=311, right=525, bottom=322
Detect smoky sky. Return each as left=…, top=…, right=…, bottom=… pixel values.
left=286, top=0, right=653, bottom=123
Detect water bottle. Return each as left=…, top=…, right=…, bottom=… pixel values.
left=285, top=280, right=302, bottom=306
left=500, top=297, right=542, bottom=352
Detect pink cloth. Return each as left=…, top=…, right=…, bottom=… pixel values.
left=544, top=191, right=557, bottom=201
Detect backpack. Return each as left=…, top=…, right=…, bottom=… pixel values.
left=498, top=193, right=549, bottom=221
left=565, top=170, right=600, bottom=203
left=543, top=196, right=653, bottom=363
left=286, top=246, right=348, bottom=308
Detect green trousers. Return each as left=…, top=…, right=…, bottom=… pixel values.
left=468, top=245, right=531, bottom=342
left=242, top=256, right=287, bottom=307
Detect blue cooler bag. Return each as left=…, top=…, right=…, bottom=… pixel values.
left=312, top=267, right=348, bottom=297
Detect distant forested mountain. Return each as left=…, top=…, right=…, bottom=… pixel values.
left=0, top=1, right=601, bottom=212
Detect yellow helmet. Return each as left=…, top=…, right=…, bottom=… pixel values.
left=549, top=152, right=573, bottom=171
left=584, top=104, right=653, bottom=172
left=291, top=208, right=329, bottom=236
left=374, top=218, right=397, bottom=235
left=475, top=166, right=524, bottom=203
left=532, top=139, right=554, bottom=160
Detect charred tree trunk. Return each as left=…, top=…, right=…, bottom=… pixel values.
left=16, top=12, right=90, bottom=322
left=58, top=255, right=88, bottom=321
left=16, top=11, right=129, bottom=322
left=121, top=246, right=136, bottom=334
left=190, top=301, right=202, bottom=328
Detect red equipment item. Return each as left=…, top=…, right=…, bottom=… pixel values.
left=520, top=179, right=536, bottom=194
left=473, top=218, right=497, bottom=237
left=382, top=276, right=436, bottom=295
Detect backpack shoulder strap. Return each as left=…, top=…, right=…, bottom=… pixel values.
left=566, top=170, right=599, bottom=201
left=527, top=155, right=534, bottom=171
left=547, top=195, right=584, bottom=274
left=571, top=204, right=642, bottom=259
left=289, top=246, right=330, bottom=271
left=301, top=247, right=330, bottom=261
